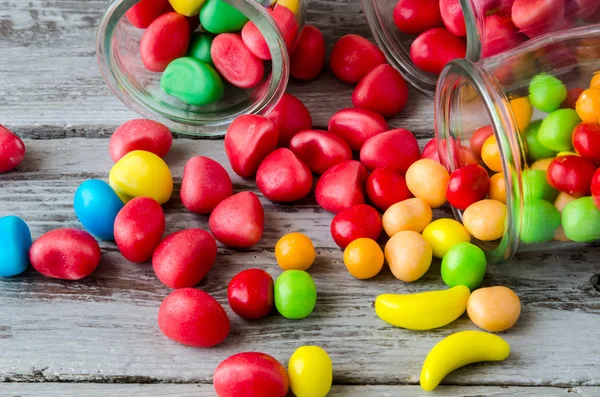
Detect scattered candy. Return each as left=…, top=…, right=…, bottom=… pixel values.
left=410, top=28, right=466, bottom=74
left=462, top=199, right=506, bottom=242
left=422, top=218, right=471, bottom=259
left=256, top=148, right=313, bottom=203
left=228, top=269, right=274, bottom=320
left=288, top=346, right=332, bottom=397
left=267, top=93, right=312, bottom=147
left=330, top=34, right=386, bottom=84
left=366, top=168, right=413, bottom=211
left=330, top=204, right=382, bottom=249
left=181, top=156, right=232, bottom=214
left=352, top=64, right=409, bottom=118
left=385, top=230, right=432, bottom=282
left=328, top=108, right=388, bottom=151
left=441, top=242, right=487, bottom=290
left=290, top=25, right=326, bottom=81
left=359, top=128, right=420, bottom=173
left=315, top=160, right=369, bottom=213
left=467, top=286, right=521, bottom=332
left=405, top=159, right=450, bottom=208
left=274, top=270, right=317, bottom=320
left=0, top=216, right=32, bottom=277
left=382, top=197, right=432, bottom=236
left=343, top=238, right=384, bottom=279
left=0, top=125, right=26, bottom=173
left=74, top=179, right=124, bottom=240
left=209, top=192, right=264, bottom=249
left=289, top=130, right=352, bottom=175
left=275, top=232, right=316, bottom=271
left=140, top=12, right=190, bottom=72
left=109, top=119, right=172, bottom=162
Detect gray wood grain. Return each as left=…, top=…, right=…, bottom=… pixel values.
left=0, top=139, right=598, bottom=386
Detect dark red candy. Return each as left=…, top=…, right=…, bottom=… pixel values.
left=352, top=64, right=409, bottom=118
left=290, top=25, right=326, bottom=81
left=330, top=204, right=382, bottom=249
left=393, top=0, right=443, bottom=35
left=446, top=164, right=490, bottom=210
left=440, top=0, right=466, bottom=37
left=228, top=269, right=274, bottom=320
left=330, top=34, right=387, bottom=84
left=140, top=12, right=190, bottom=72
left=328, top=108, right=388, bottom=151
left=256, top=148, right=313, bottom=203
left=316, top=160, right=369, bottom=213
left=470, top=125, right=494, bottom=158
left=592, top=168, right=600, bottom=209
left=360, top=128, right=420, bottom=173
left=211, top=33, right=265, bottom=89
left=366, top=168, right=413, bottom=211
left=266, top=93, right=312, bottom=147
left=158, top=288, right=230, bottom=347
left=209, top=192, right=265, bottom=248
left=126, top=0, right=172, bottom=29
left=109, top=119, right=172, bottom=162
left=181, top=156, right=233, bottom=214
left=410, top=28, right=466, bottom=74
left=0, top=125, right=26, bottom=173
left=561, top=88, right=585, bottom=109
left=242, top=6, right=298, bottom=60
left=114, top=197, right=165, bottom=263
left=572, top=122, right=600, bottom=162
left=481, top=14, right=524, bottom=58
left=29, top=229, right=101, bottom=280
left=152, top=229, right=218, bottom=289
left=289, top=130, right=352, bottom=175
left=547, top=155, right=597, bottom=197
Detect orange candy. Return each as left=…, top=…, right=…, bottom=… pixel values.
left=575, top=88, right=600, bottom=123
left=590, top=73, right=600, bottom=89
left=481, top=135, right=503, bottom=172
left=488, top=172, right=506, bottom=204
left=467, top=286, right=521, bottom=332
left=343, top=238, right=384, bottom=279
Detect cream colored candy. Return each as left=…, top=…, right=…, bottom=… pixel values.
left=384, top=230, right=432, bottom=282
left=462, top=199, right=506, bottom=241
left=467, top=286, right=521, bottom=332
left=405, top=159, right=450, bottom=208
left=382, top=198, right=432, bottom=236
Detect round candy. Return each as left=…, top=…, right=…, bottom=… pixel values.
left=169, top=0, right=206, bottom=16
left=592, top=169, right=600, bottom=210
left=576, top=88, right=600, bottom=123
left=180, top=156, right=232, bottom=214
left=330, top=34, right=386, bottom=84
left=467, top=286, right=521, bottom=332
left=366, top=168, right=413, bottom=211
left=330, top=204, right=382, bottom=249
left=382, top=197, right=432, bottom=236
left=463, top=199, right=506, bottom=241
left=290, top=25, right=326, bottom=81
left=470, top=125, right=493, bottom=158
left=288, top=346, right=332, bottom=397
left=188, top=32, right=215, bottom=65
left=546, top=155, right=597, bottom=197
left=510, top=97, right=533, bottom=133
left=538, top=108, right=580, bottom=152
left=227, top=269, right=274, bottom=320
left=384, top=230, right=432, bottom=282
left=522, top=169, right=557, bottom=201
left=562, top=197, right=600, bottom=242
left=405, top=159, right=450, bottom=208
left=209, top=192, right=264, bottom=249
left=521, top=199, right=561, bottom=244
left=109, top=150, right=173, bottom=204
left=561, top=88, right=585, bottom=110
left=161, top=57, right=225, bottom=106
left=528, top=73, right=567, bottom=113
left=109, top=119, right=172, bottom=162
left=446, top=164, right=490, bottom=210
left=571, top=122, right=600, bottom=162
left=441, top=242, right=487, bottom=290
left=0, top=125, right=26, bottom=173
left=274, top=270, right=317, bottom=319
left=140, top=12, right=190, bottom=72
left=422, top=219, right=471, bottom=259
left=275, top=232, right=317, bottom=271
left=0, top=215, right=32, bottom=277
left=74, top=179, right=124, bottom=240
left=152, top=229, right=218, bottom=289
left=211, top=33, right=264, bottom=89
left=481, top=135, right=503, bottom=172
left=158, top=288, right=230, bottom=347
left=489, top=172, right=507, bottom=204
left=199, top=0, right=248, bottom=33
left=29, top=228, right=101, bottom=280
left=343, top=238, right=384, bottom=279
left=267, top=93, right=312, bottom=147
left=531, top=158, right=554, bottom=171
left=554, top=191, right=576, bottom=213
left=525, top=120, right=557, bottom=161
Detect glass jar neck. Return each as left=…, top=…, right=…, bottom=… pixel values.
left=460, top=0, right=483, bottom=61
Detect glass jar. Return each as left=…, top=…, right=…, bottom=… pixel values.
left=97, top=0, right=307, bottom=136
left=361, top=0, right=600, bottom=95
left=435, top=26, right=600, bottom=264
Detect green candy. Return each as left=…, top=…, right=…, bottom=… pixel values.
left=525, top=120, right=557, bottom=161
left=528, top=73, right=567, bottom=113
left=274, top=270, right=317, bottom=320
left=199, top=0, right=248, bottom=34
left=160, top=57, right=224, bottom=106
left=188, top=33, right=215, bottom=66
left=562, top=197, right=600, bottom=242
left=538, top=109, right=580, bottom=152
left=520, top=199, right=561, bottom=244
left=522, top=169, right=557, bottom=202
left=441, top=242, right=487, bottom=290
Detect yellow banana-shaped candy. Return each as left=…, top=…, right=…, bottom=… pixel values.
left=420, top=330, right=510, bottom=391
left=375, top=285, right=470, bottom=330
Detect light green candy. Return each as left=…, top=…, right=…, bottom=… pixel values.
left=528, top=73, right=567, bottom=113
left=199, top=0, right=249, bottom=34
left=521, top=199, right=561, bottom=244
left=522, top=169, right=557, bottom=202
left=441, top=242, right=487, bottom=291
left=160, top=57, right=224, bottom=106
left=274, top=270, right=317, bottom=320
left=562, top=197, right=600, bottom=242
left=188, top=32, right=215, bottom=65
left=538, top=109, right=580, bottom=152
left=525, top=120, right=557, bottom=161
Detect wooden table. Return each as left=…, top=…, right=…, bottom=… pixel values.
left=1, top=0, right=599, bottom=395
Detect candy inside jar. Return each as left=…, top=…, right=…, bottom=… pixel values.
left=435, top=26, right=600, bottom=264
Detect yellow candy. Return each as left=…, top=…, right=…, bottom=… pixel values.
left=422, top=219, right=471, bottom=258
left=343, top=238, right=384, bottom=279
left=385, top=230, right=432, bottom=282
left=277, top=0, right=299, bottom=14
left=557, top=151, right=579, bottom=157
left=275, top=232, right=316, bottom=271
left=375, top=286, right=470, bottom=330
left=382, top=198, right=432, bottom=236
left=288, top=346, right=332, bottom=397
left=462, top=199, right=506, bottom=241
left=168, top=0, right=206, bottom=16
left=109, top=150, right=173, bottom=204
left=531, top=158, right=553, bottom=171
left=420, top=331, right=510, bottom=391
left=509, top=97, right=532, bottom=133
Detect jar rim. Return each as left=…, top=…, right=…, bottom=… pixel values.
left=96, top=0, right=290, bottom=136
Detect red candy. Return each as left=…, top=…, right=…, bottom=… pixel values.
left=152, top=229, right=218, bottom=289
left=393, top=0, right=443, bottom=35
left=214, top=352, right=289, bottom=397
left=440, top=0, right=466, bottom=37
left=330, top=34, right=387, bottom=84
left=316, top=160, right=369, bottom=213
left=328, top=108, right=388, bottom=151
left=352, top=64, right=409, bottom=118
left=592, top=168, right=600, bottom=209
left=290, top=25, right=326, bottom=81
left=227, top=269, right=274, bottom=320
left=114, top=197, right=165, bottom=263
left=481, top=14, right=524, bottom=58
left=242, top=6, right=298, bottom=60
left=126, top=0, right=172, bottom=29
left=422, top=138, right=479, bottom=170
left=547, top=155, right=597, bottom=197
left=446, top=164, right=490, bottom=210
left=0, top=125, right=26, bottom=173
left=572, top=122, right=600, bottom=162
left=366, top=168, right=413, bottom=211
left=225, top=115, right=279, bottom=178
left=209, top=192, right=265, bottom=248
left=561, top=88, right=586, bottom=109
left=410, top=28, right=466, bottom=74
left=109, top=119, right=172, bottom=162
left=181, top=156, right=233, bottom=214
left=512, top=0, right=565, bottom=39
left=29, top=229, right=101, bottom=280
left=330, top=204, right=382, bottom=249
left=266, top=93, right=312, bottom=147
left=360, top=128, right=420, bottom=173
left=289, top=130, right=352, bottom=175
left=211, top=33, right=265, bottom=89
left=140, top=12, right=190, bottom=72
left=256, top=148, right=313, bottom=203
left=470, top=125, right=494, bottom=158
left=158, top=288, right=230, bottom=347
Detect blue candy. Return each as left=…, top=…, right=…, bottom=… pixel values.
left=74, top=179, right=124, bottom=240
left=0, top=215, right=32, bottom=277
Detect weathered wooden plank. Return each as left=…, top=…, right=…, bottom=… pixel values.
left=0, top=384, right=597, bottom=397
left=0, top=0, right=434, bottom=136
left=0, top=139, right=599, bottom=385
